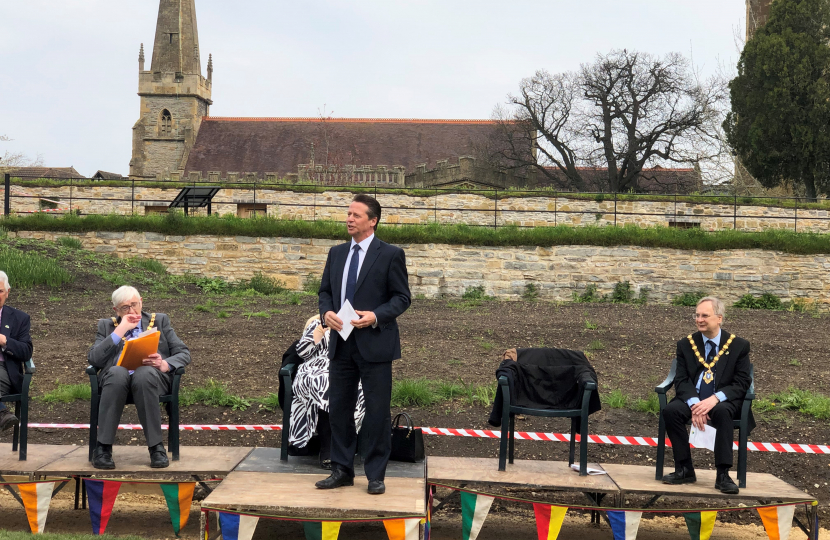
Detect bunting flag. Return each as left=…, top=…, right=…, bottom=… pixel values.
left=424, top=492, right=432, bottom=540
left=85, top=479, right=122, bottom=535
left=683, top=511, right=717, bottom=540
left=303, top=521, right=342, bottom=540
left=460, top=492, right=495, bottom=540
left=607, top=511, right=642, bottom=540
left=383, top=518, right=420, bottom=540
left=160, top=482, right=196, bottom=535
left=18, top=481, right=56, bottom=534
left=758, top=505, right=795, bottom=540
left=218, top=512, right=260, bottom=540
left=532, top=503, right=567, bottom=540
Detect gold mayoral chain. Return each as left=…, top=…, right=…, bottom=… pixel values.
left=687, top=333, right=734, bottom=385
left=111, top=313, right=156, bottom=343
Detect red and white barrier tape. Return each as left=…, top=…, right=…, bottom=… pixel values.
left=27, top=423, right=830, bottom=454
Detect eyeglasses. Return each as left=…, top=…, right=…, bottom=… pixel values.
left=116, top=302, right=141, bottom=314
left=692, top=314, right=713, bottom=320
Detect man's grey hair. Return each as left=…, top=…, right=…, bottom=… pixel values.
left=697, top=296, right=725, bottom=318
left=0, top=271, right=9, bottom=291
left=112, top=285, right=141, bottom=308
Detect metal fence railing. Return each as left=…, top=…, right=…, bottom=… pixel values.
left=2, top=173, right=828, bottom=233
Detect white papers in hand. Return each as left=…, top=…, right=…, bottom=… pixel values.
left=689, top=425, right=717, bottom=451
left=336, top=300, right=359, bottom=341
left=569, top=464, right=608, bottom=475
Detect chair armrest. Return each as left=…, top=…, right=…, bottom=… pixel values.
left=744, top=364, right=755, bottom=401
left=85, top=365, right=98, bottom=376
left=173, top=366, right=186, bottom=376
left=655, top=358, right=678, bottom=394
left=279, top=363, right=297, bottom=378
left=498, top=375, right=509, bottom=387
left=24, top=359, right=35, bottom=374
left=581, top=380, right=597, bottom=391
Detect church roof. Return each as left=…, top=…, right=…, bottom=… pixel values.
left=1, top=167, right=84, bottom=179
left=183, top=117, right=501, bottom=178
left=92, top=170, right=126, bottom=180
left=150, top=0, right=201, bottom=75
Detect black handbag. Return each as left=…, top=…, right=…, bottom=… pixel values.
left=390, top=412, right=425, bottom=462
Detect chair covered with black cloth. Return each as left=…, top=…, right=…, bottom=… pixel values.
left=490, top=348, right=601, bottom=475
left=86, top=364, right=185, bottom=461
left=654, top=357, right=755, bottom=488
left=0, top=358, right=35, bottom=460
left=278, top=339, right=302, bottom=461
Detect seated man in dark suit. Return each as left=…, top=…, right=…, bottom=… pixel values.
left=88, top=285, right=190, bottom=469
left=662, top=296, right=754, bottom=494
left=0, top=271, right=34, bottom=432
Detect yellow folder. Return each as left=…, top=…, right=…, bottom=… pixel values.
left=116, top=328, right=161, bottom=370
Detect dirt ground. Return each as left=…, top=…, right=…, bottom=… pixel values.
left=1, top=241, right=830, bottom=538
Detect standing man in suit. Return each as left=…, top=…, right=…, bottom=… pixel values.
left=315, top=194, right=411, bottom=495
left=0, top=271, right=33, bottom=432
left=88, top=286, right=190, bottom=469
left=662, top=296, right=754, bottom=494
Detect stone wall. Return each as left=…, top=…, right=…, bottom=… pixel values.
left=7, top=185, right=829, bottom=233
left=10, top=230, right=830, bottom=309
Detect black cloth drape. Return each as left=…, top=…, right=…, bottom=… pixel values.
left=277, top=339, right=303, bottom=410
left=488, top=347, right=601, bottom=430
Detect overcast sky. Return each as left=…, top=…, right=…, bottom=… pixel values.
left=0, top=1, right=746, bottom=177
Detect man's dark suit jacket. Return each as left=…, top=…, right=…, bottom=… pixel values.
left=318, top=236, right=411, bottom=363
left=674, top=329, right=755, bottom=431
left=87, top=312, right=191, bottom=378
left=1, top=305, right=34, bottom=394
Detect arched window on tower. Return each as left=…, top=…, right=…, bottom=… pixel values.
left=160, top=110, right=172, bottom=136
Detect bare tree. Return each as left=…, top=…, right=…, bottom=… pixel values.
left=493, top=50, right=722, bottom=192
left=0, top=134, right=44, bottom=169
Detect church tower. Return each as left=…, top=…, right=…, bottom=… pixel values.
left=746, top=0, right=775, bottom=39
left=129, top=0, right=212, bottom=180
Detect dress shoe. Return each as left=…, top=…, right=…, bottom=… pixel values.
left=315, top=469, right=354, bottom=489
left=149, top=443, right=169, bottom=468
left=92, top=445, right=115, bottom=470
left=661, top=467, right=696, bottom=485
left=0, top=409, right=19, bottom=431
left=367, top=480, right=386, bottom=495
left=319, top=455, right=332, bottom=470
left=715, top=472, right=739, bottom=494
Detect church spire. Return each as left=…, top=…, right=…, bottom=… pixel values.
left=138, top=43, right=145, bottom=71
left=150, top=0, right=202, bottom=76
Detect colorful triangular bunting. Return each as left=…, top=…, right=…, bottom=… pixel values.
left=532, top=503, right=567, bottom=540
left=424, top=491, right=432, bottom=540
left=607, top=510, right=642, bottom=540
left=758, top=505, right=795, bottom=540
left=218, top=512, right=260, bottom=540
left=85, top=479, right=122, bottom=535
left=460, top=491, right=494, bottom=540
left=684, top=511, right=717, bottom=540
left=18, top=481, right=56, bottom=534
left=160, top=482, right=196, bottom=535
left=303, top=521, right=342, bottom=540
left=383, top=518, right=420, bottom=540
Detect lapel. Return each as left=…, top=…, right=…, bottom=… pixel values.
left=0, top=306, right=10, bottom=341
left=692, top=331, right=706, bottom=373
left=355, top=236, right=382, bottom=294
left=714, top=330, right=732, bottom=387
left=331, top=243, right=349, bottom=310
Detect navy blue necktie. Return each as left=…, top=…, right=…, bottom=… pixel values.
left=698, top=341, right=717, bottom=400
left=345, top=244, right=360, bottom=305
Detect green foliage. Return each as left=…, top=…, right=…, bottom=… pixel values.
left=128, top=257, right=167, bottom=275
left=725, top=0, right=830, bottom=200
left=195, top=277, right=230, bottom=294
left=239, top=272, right=287, bottom=295
left=194, top=304, right=212, bottom=313
left=179, top=379, right=252, bottom=411
left=633, top=288, right=650, bottom=305
left=391, top=379, right=437, bottom=407
left=0, top=532, right=145, bottom=540
left=253, top=393, right=282, bottom=412
left=0, top=243, right=73, bottom=287
left=303, top=273, right=321, bottom=294
left=733, top=293, right=784, bottom=310
left=587, top=339, right=605, bottom=351
left=583, top=319, right=598, bottom=330
left=672, top=291, right=707, bottom=307
left=573, top=284, right=601, bottom=303
left=632, top=394, right=661, bottom=416
left=243, top=311, right=271, bottom=319
left=462, top=381, right=497, bottom=406
left=435, top=381, right=465, bottom=400
left=522, top=282, right=539, bottom=301
left=57, top=236, right=83, bottom=249
left=462, top=285, right=487, bottom=300
left=763, top=388, right=830, bottom=420
left=39, top=383, right=91, bottom=403
left=610, top=281, right=633, bottom=303
left=602, top=389, right=629, bottom=409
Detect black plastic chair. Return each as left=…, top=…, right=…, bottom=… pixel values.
left=0, top=358, right=35, bottom=461
left=498, top=374, right=597, bottom=475
left=655, top=358, right=755, bottom=488
left=86, top=365, right=185, bottom=461
left=279, top=362, right=297, bottom=461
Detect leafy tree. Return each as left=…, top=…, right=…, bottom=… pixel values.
left=724, top=0, right=830, bottom=201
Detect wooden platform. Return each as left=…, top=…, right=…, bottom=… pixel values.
left=0, top=444, right=80, bottom=475
left=601, top=463, right=813, bottom=502
left=235, top=447, right=425, bottom=478
left=36, top=445, right=253, bottom=476
left=428, top=457, right=619, bottom=494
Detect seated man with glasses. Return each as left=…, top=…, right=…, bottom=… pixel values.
left=661, top=296, right=753, bottom=494
left=88, top=285, right=190, bottom=469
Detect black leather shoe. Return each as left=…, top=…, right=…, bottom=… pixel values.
left=715, top=472, right=739, bottom=494
left=0, top=409, right=19, bottom=432
left=368, top=480, right=386, bottom=495
left=662, top=467, right=697, bottom=485
left=149, top=443, right=169, bottom=468
left=315, top=469, right=354, bottom=489
left=92, top=445, right=115, bottom=470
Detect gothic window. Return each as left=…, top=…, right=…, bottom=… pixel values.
left=160, top=110, right=172, bottom=136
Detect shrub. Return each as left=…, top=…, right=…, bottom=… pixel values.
left=129, top=257, right=167, bottom=275
left=633, top=288, right=649, bottom=305
left=391, top=379, right=437, bottom=407
left=632, top=394, right=660, bottom=416
left=57, top=236, right=83, bottom=249
left=242, top=272, right=287, bottom=295
left=522, top=283, right=539, bottom=301
left=303, top=273, right=321, bottom=294
left=196, top=277, right=230, bottom=294
left=733, top=293, right=783, bottom=310
left=672, top=291, right=707, bottom=307
left=573, top=284, right=601, bottom=303
left=610, top=281, right=633, bottom=303
left=602, top=389, right=629, bottom=409
left=462, top=285, right=487, bottom=300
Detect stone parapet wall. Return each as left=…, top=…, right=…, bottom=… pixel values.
left=8, top=185, right=829, bottom=233
left=10, top=230, right=830, bottom=309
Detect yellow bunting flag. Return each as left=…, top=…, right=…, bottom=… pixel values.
left=758, top=505, right=795, bottom=540
left=18, top=481, right=56, bottom=534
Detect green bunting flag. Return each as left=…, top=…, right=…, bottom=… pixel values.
left=303, top=521, right=342, bottom=540
left=460, top=492, right=495, bottom=540
left=160, top=482, right=196, bottom=536
left=684, top=511, right=717, bottom=540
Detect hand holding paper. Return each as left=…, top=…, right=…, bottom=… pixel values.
left=689, top=424, right=717, bottom=451
left=336, top=300, right=358, bottom=341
